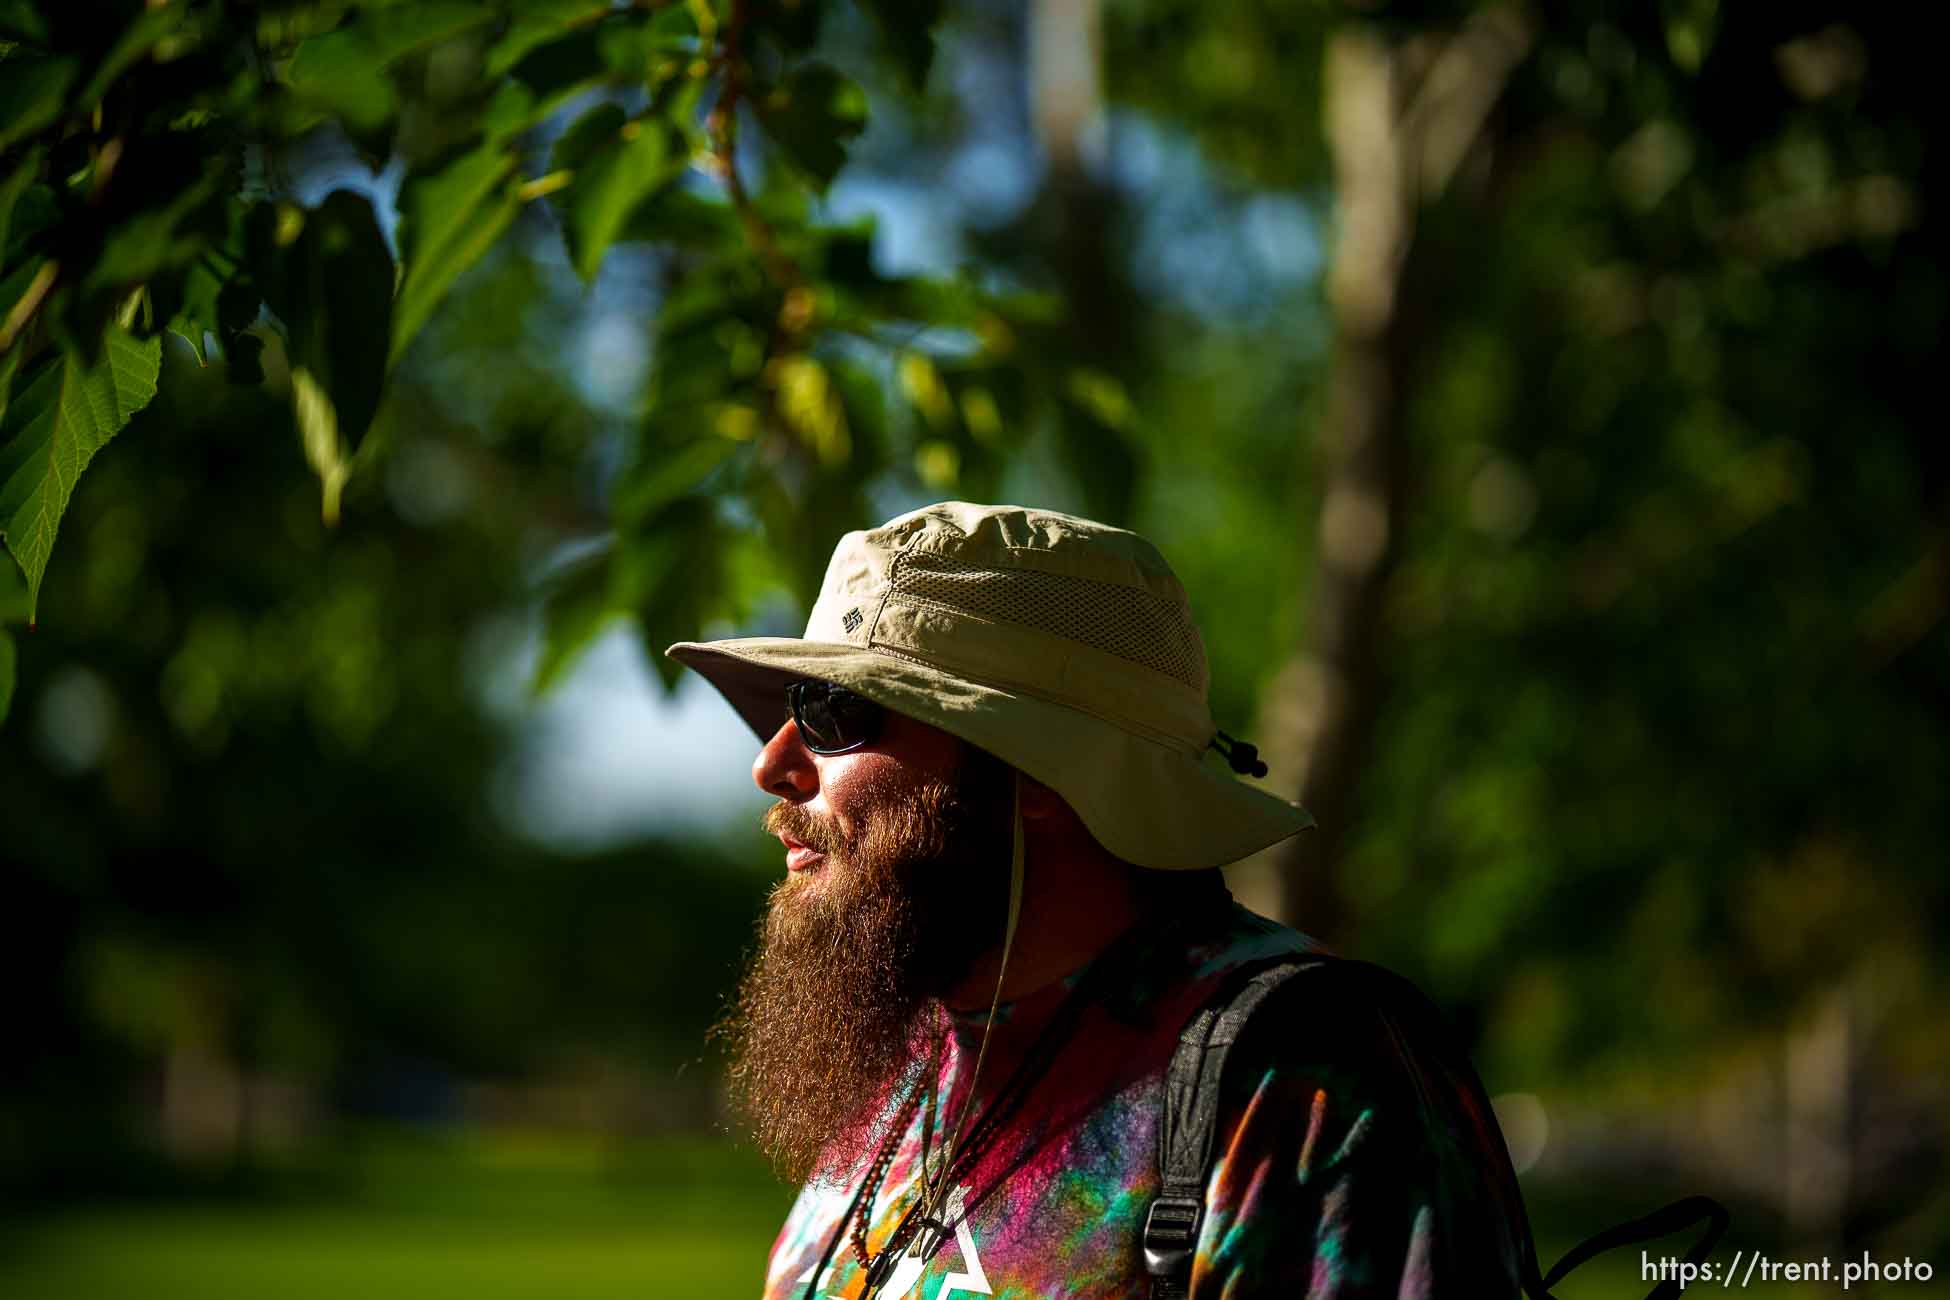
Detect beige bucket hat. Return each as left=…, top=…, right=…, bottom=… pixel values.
left=665, top=501, right=1311, bottom=870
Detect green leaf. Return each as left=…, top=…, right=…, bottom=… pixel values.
left=503, top=24, right=609, bottom=98
left=617, top=188, right=739, bottom=250
left=552, top=110, right=683, bottom=280
left=484, top=7, right=702, bottom=146
left=258, top=192, right=397, bottom=453
left=0, top=0, right=49, bottom=43
left=0, top=541, right=21, bottom=719
left=613, top=437, right=739, bottom=530
left=641, top=3, right=705, bottom=55
left=2, top=181, right=56, bottom=265
left=287, top=29, right=395, bottom=133
left=224, top=329, right=265, bottom=386
left=288, top=0, right=496, bottom=132
left=549, top=102, right=627, bottom=172
left=165, top=256, right=225, bottom=364
left=646, top=300, right=758, bottom=414
left=753, top=0, right=822, bottom=55
left=0, top=327, right=161, bottom=622
left=1054, top=390, right=1139, bottom=525
left=755, top=63, right=868, bottom=193
left=158, top=205, right=257, bottom=376
left=531, top=498, right=726, bottom=695
left=216, top=275, right=258, bottom=341
left=391, top=144, right=521, bottom=363
left=485, top=0, right=614, bottom=79
left=531, top=543, right=627, bottom=694
left=0, top=343, right=19, bottom=427
left=75, top=5, right=185, bottom=109
left=0, top=146, right=43, bottom=261
left=0, top=624, right=14, bottom=724
left=496, top=5, right=693, bottom=93
left=770, top=354, right=851, bottom=464
left=78, top=158, right=229, bottom=303
left=858, top=0, right=943, bottom=90
left=0, top=50, right=77, bottom=153
left=625, top=498, right=725, bottom=691
left=0, top=538, right=25, bottom=621
left=165, top=322, right=214, bottom=366
left=596, top=5, right=699, bottom=74
left=1, top=254, right=49, bottom=331
left=480, top=80, right=542, bottom=146
left=291, top=365, right=349, bottom=526
left=362, top=3, right=496, bottom=63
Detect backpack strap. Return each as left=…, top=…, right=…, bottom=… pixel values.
left=1142, top=954, right=1730, bottom=1300
left=1144, top=958, right=1322, bottom=1300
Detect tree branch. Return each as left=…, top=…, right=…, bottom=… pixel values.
left=708, top=0, right=802, bottom=294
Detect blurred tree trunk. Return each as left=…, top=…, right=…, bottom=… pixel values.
left=1025, top=0, right=1139, bottom=377
left=1784, top=987, right=1852, bottom=1249
left=1030, top=0, right=1101, bottom=176
left=1262, top=11, right=1531, bottom=943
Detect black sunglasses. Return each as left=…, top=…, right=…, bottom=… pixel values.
left=785, top=679, right=886, bottom=754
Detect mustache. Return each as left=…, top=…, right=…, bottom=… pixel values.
left=763, top=800, right=846, bottom=857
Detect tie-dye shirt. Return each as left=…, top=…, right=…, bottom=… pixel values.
left=763, top=902, right=1526, bottom=1299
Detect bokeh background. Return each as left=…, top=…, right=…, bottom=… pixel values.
left=3, top=0, right=1945, bottom=1297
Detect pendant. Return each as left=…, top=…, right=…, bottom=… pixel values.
left=862, top=1190, right=960, bottom=1299
left=909, top=1213, right=953, bottom=1264
left=867, top=1217, right=948, bottom=1300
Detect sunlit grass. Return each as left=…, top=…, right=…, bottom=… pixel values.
left=2, top=1209, right=768, bottom=1300
left=0, top=1128, right=1842, bottom=1300
left=0, top=1128, right=793, bottom=1300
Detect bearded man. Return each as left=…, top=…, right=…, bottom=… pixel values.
left=670, top=502, right=1531, bottom=1299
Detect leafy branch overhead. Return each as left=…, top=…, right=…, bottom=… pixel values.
left=0, top=0, right=1111, bottom=680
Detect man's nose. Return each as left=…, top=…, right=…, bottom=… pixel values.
left=753, top=718, right=819, bottom=800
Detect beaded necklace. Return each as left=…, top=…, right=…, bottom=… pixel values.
left=841, top=920, right=1166, bottom=1299
left=848, top=1032, right=943, bottom=1268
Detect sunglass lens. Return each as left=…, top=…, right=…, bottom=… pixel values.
left=794, top=686, right=840, bottom=749
left=791, top=682, right=882, bottom=752
left=832, top=690, right=883, bottom=748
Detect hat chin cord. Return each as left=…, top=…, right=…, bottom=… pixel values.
left=918, top=770, right=1025, bottom=1225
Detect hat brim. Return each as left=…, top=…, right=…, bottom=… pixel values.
left=665, top=637, right=1312, bottom=871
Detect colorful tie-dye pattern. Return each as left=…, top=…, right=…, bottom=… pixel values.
left=762, top=904, right=1526, bottom=1300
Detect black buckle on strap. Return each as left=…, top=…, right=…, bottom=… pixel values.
left=1141, top=1196, right=1202, bottom=1276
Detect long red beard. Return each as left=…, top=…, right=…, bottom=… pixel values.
left=712, top=750, right=1011, bottom=1184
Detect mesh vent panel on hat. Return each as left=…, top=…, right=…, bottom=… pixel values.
left=889, top=551, right=1209, bottom=693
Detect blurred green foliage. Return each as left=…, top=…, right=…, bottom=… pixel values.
left=0, top=0, right=1131, bottom=665
left=1098, top=0, right=1945, bottom=1090
left=1, top=321, right=783, bottom=1196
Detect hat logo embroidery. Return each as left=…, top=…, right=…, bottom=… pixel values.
left=842, top=607, right=863, bottom=634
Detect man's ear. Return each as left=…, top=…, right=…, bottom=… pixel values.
left=1016, top=774, right=1068, bottom=821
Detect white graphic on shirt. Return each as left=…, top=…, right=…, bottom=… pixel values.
left=792, top=1185, right=990, bottom=1299
left=885, top=1186, right=990, bottom=1299
left=790, top=1258, right=835, bottom=1294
